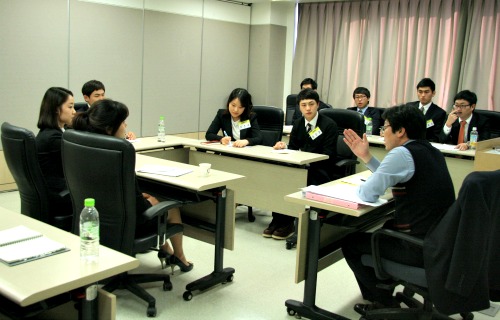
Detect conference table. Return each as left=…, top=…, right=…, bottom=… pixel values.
left=283, top=171, right=395, bottom=320
left=134, top=153, right=244, bottom=300
left=0, top=207, right=139, bottom=320
left=133, top=136, right=328, bottom=218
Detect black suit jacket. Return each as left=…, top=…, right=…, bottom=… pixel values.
left=289, top=114, right=338, bottom=185
left=74, top=102, right=89, bottom=112
left=35, top=128, right=66, bottom=194
left=292, top=100, right=332, bottom=125
left=439, top=112, right=491, bottom=145
left=424, top=170, right=500, bottom=315
left=205, top=109, right=263, bottom=146
left=347, top=106, right=382, bottom=135
left=406, top=101, right=446, bottom=142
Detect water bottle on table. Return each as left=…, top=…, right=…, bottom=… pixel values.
left=365, top=117, right=373, bottom=136
left=157, top=116, right=166, bottom=142
left=80, top=198, right=99, bottom=263
left=469, top=127, right=478, bottom=149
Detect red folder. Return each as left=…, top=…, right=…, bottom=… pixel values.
left=305, top=191, right=361, bottom=209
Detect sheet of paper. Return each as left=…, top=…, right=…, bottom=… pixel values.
left=271, top=149, right=297, bottom=154
left=431, top=143, right=460, bottom=151
left=137, top=165, right=193, bottom=177
left=303, top=184, right=387, bottom=207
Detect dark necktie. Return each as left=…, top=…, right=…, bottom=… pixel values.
left=457, top=120, right=466, bottom=144
left=419, top=106, right=425, bottom=114
left=306, top=123, right=312, bottom=133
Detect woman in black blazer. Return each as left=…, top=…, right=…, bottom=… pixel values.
left=73, top=100, right=193, bottom=273
left=36, top=87, right=76, bottom=219
left=205, top=88, right=263, bottom=147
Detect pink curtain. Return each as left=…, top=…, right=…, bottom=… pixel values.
left=292, top=0, right=500, bottom=111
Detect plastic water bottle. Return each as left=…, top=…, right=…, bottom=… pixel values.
left=365, top=117, right=373, bottom=136
left=157, top=116, right=166, bottom=142
left=469, top=127, right=478, bottom=149
left=80, top=198, right=99, bottom=263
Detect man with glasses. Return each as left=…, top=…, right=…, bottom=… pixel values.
left=291, top=78, right=332, bottom=124
left=440, top=90, right=490, bottom=150
left=406, top=78, right=446, bottom=142
left=341, top=105, right=455, bottom=316
left=348, top=87, right=381, bottom=135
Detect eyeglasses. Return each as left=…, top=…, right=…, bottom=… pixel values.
left=354, top=95, right=367, bottom=99
left=453, top=104, right=470, bottom=109
left=380, top=125, right=391, bottom=133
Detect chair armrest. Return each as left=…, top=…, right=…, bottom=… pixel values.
left=142, top=200, right=183, bottom=221
left=335, top=159, right=359, bottom=168
left=58, top=189, right=70, bottom=199
left=370, top=228, right=424, bottom=280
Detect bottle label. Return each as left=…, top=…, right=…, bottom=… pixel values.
left=81, top=222, right=99, bottom=240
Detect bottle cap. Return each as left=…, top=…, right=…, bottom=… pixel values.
left=160, top=116, right=164, bottom=120
left=84, top=198, right=95, bottom=207
left=472, top=127, right=477, bottom=130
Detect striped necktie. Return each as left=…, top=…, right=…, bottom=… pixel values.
left=306, top=123, right=312, bottom=133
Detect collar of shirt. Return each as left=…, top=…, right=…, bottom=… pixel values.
left=357, top=107, right=367, bottom=114
left=305, top=112, right=319, bottom=130
left=419, top=102, right=432, bottom=113
left=461, top=113, right=473, bottom=125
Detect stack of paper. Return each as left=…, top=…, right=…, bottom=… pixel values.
left=137, top=165, right=193, bottom=177
left=303, top=184, right=387, bottom=209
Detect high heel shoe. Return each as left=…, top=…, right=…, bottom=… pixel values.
left=169, top=255, right=193, bottom=273
left=157, top=248, right=172, bottom=270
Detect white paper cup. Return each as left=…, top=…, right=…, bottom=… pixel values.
left=198, top=163, right=211, bottom=177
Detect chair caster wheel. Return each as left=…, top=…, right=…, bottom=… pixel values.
left=461, top=312, right=474, bottom=320
left=287, top=307, right=296, bottom=316
left=147, top=306, right=156, bottom=317
left=183, top=291, right=193, bottom=301
left=224, top=275, right=234, bottom=283
left=286, top=242, right=294, bottom=250
left=163, top=281, right=172, bottom=291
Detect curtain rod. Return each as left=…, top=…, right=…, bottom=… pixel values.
left=217, top=0, right=252, bottom=6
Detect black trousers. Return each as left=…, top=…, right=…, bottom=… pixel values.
left=341, top=224, right=424, bottom=306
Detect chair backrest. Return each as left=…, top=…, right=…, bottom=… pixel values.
left=62, top=129, right=138, bottom=255
left=1, top=122, right=51, bottom=222
left=74, top=102, right=88, bottom=113
left=474, top=109, right=500, bottom=138
left=252, top=105, right=284, bottom=147
left=319, top=109, right=364, bottom=178
left=285, top=94, right=297, bottom=125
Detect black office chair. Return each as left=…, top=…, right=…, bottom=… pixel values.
left=319, top=108, right=364, bottom=179
left=358, top=172, right=500, bottom=319
left=1, top=122, right=72, bottom=231
left=244, top=105, right=284, bottom=222
left=285, top=94, right=298, bottom=125
left=474, top=109, right=500, bottom=138
left=61, top=129, right=183, bottom=317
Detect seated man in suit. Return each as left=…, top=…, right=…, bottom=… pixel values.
left=269, top=89, right=338, bottom=239
left=291, top=78, right=332, bottom=124
left=440, top=90, right=491, bottom=150
left=76, top=80, right=136, bottom=140
left=348, top=87, right=381, bottom=135
left=341, top=105, right=455, bottom=316
left=405, top=78, right=446, bottom=142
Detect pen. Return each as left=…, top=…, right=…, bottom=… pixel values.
left=223, top=131, right=229, bottom=137
left=360, top=179, right=366, bottom=182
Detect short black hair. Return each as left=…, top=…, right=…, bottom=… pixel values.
left=224, top=88, right=253, bottom=120
left=37, top=87, right=74, bottom=129
left=300, top=78, right=318, bottom=90
left=72, top=99, right=129, bottom=136
left=416, top=78, right=436, bottom=92
left=382, top=105, right=426, bottom=140
left=297, top=88, right=319, bottom=104
left=353, top=87, right=371, bottom=99
left=81, top=80, right=105, bottom=97
left=454, top=90, right=477, bottom=106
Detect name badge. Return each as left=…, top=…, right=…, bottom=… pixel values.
left=309, top=127, right=322, bottom=140
left=426, top=119, right=434, bottom=128
left=239, top=120, right=251, bottom=130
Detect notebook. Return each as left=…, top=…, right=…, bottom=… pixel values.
left=0, top=225, right=69, bottom=266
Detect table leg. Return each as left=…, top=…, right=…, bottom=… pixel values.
left=79, top=284, right=98, bottom=320
left=285, top=208, right=349, bottom=320
left=183, top=187, right=235, bottom=301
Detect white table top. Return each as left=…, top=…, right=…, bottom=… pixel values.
left=131, top=135, right=195, bottom=152
left=367, top=135, right=476, bottom=158
left=184, top=140, right=329, bottom=166
left=135, top=154, right=245, bottom=192
left=0, top=207, right=139, bottom=307
left=284, top=171, right=393, bottom=217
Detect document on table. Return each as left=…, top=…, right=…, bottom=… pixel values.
left=0, top=225, right=68, bottom=266
left=303, top=184, right=387, bottom=207
left=431, top=143, right=460, bottom=151
left=137, top=164, right=193, bottom=177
